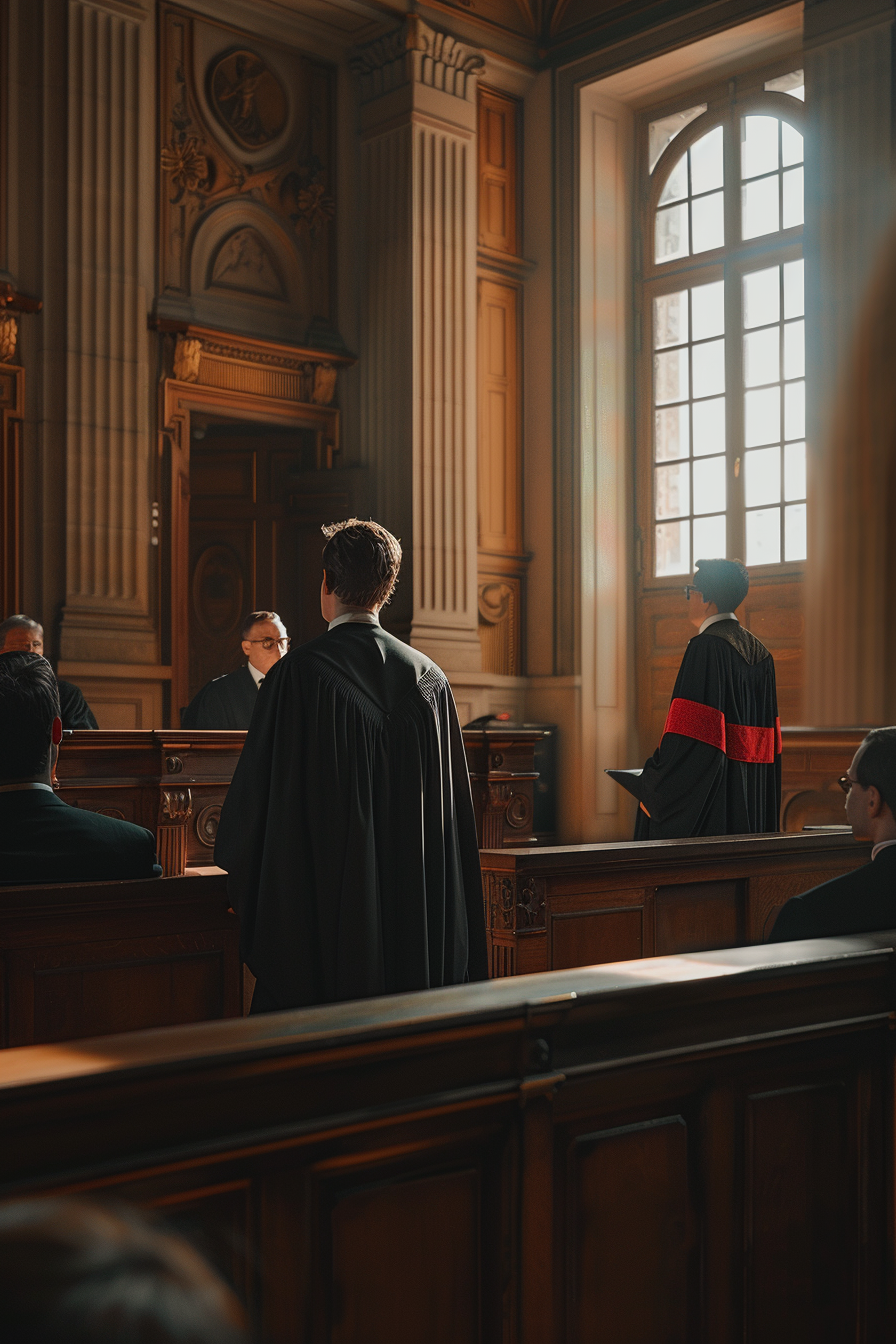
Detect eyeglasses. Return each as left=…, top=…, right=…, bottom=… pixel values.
left=683, top=585, right=698, bottom=601
left=838, top=774, right=861, bottom=794
left=246, top=637, right=290, bottom=651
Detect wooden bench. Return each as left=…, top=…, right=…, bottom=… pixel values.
left=0, top=873, right=241, bottom=1046
left=481, top=829, right=872, bottom=977
left=0, top=935, right=892, bottom=1341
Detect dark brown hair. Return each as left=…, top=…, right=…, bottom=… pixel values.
left=0, top=651, right=60, bottom=779
left=0, top=1197, right=250, bottom=1344
left=693, top=558, right=749, bottom=613
left=321, top=519, right=402, bottom=609
left=240, top=611, right=282, bottom=641
left=856, top=727, right=896, bottom=815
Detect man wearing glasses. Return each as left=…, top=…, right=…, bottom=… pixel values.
left=182, top=611, right=290, bottom=729
left=617, top=558, right=781, bottom=839
left=769, top=728, right=896, bottom=941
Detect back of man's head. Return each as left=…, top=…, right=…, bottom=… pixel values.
left=856, top=727, right=896, bottom=816
left=0, top=652, right=60, bottom=781
left=0, top=1197, right=250, bottom=1344
left=694, top=558, right=749, bottom=612
left=321, top=519, right=402, bottom=609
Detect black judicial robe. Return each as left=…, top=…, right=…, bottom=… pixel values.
left=214, top=622, right=489, bottom=1009
left=632, top=619, right=781, bottom=839
left=769, top=844, right=896, bottom=941
left=181, top=666, right=258, bottom=730
left=58, top=679, right=98, bottom=729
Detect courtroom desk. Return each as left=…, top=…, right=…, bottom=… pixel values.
left=462, top=725, right=549, bottom=847
left=0, top=873, right=240, bottom=1047
left=0, top=936, right=892, bottom=1342
left=54, top=729, right=246, bottom=875
left=781, top=726, right=869, bottom=830
left=480, top=830, right=871, bottom=977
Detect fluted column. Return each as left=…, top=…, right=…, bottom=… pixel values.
left=353, top=19, right=482, bottom=673
left=803, top=0, right=896, bottom=723
left=59, top=0, right=154, bottom=665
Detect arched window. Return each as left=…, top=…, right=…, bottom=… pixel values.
left=642, top=79, right=806, bottom=577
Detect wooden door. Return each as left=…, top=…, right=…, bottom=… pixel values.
left=187, top=419, right=364, bottom=704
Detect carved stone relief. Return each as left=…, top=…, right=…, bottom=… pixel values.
left=208, top=50, right=288, bottom=150
left=210, top=228, right=285, bottom=299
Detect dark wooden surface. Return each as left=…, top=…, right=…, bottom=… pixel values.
left=462, top=726, right=544, bottom=847
left=54, top=729, right=246, bottom=875
left=0, top=873, right=240, bottom=1046
left=780, top=727, right=867, bottom=831
left=480, top=830, right=872, bottom=977
left=0, top=935, right=892, bottom=1342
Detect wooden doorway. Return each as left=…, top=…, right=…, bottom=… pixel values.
left=187, top=417, right=364, bottom=707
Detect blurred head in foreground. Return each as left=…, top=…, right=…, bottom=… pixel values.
left=0, top=1198, right=250, bottom=1344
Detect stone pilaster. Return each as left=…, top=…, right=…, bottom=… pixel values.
left=803, top=0, right=896, bottom=723
left=59, top=0, right=155, bottom=666
left=353, top=18, right=483, bottom=673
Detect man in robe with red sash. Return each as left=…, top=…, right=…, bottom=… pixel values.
left=633, top=559, right=781, bottom=839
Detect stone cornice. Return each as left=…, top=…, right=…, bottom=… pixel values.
left=350, top=16, right=485, bottom=104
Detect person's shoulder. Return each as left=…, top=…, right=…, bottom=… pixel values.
left=54, top=800, right=156, bottom=850
left=769, top=861, right=877, bottom=940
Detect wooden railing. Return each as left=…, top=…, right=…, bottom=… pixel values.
left=0, top=935, right=892, bottom=1341
left=480, top=830, right=871, bottom=977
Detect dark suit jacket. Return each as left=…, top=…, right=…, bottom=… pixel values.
left=769, top=843, right=896, bottom=941
left=58, top=679, right=98, bottom=729
left=181, top=666, right=258, bottom=730
left=0, top=788, right=161, bottom=885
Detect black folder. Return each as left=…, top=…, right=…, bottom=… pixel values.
left=604, top=768, right=643, bottom=800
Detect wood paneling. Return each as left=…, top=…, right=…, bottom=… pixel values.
left=781, top=727, right=866, bottom=832
left=478, top=281, right=521, bottom=555
left=0, top=361, right=24, bottom=614
left=0, top=873, right=240, bottom=1046
left=478, top=89, right=518, bottom=256
left=482, top=831, right=871, bottom=975
left=0, top=936, right=892, bottom=1341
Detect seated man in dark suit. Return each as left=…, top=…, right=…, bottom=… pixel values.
left=0, top=652, right=161, bottom=884
left=181, top=611, right=290, bottom=730
left=0, top=615, right=97, bottom=728
left=770, top=726, right=896, bottom=941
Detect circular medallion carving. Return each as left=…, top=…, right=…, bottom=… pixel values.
left=208, top=50, right=288, bottom=150
left=505, top=792, right=532, bottom=829
left=195, top=804, right=222, bottom=848
left=192, top=545, right=244, bottom=638
left=491, top=753, right=504, bottom=768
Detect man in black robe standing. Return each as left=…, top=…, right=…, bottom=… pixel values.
left=181, top=611, right=290, bottom=729
left=630, top=559, right=780, bottom=838
left=215, top=518, right=488, bottom=1012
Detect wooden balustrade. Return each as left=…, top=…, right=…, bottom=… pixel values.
left=0, top=935, right=892, bottom=1341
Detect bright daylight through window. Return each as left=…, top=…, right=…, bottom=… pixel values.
left=645, top=72, right=805, bottom=577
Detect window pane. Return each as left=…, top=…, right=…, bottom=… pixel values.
left=785, top=502, right=807, bottom=561
left=693, top=396, right=725, bottom=456
left=744, top=266, right=780, bottom=328
left=782, top=122, right=803, bottom=167
left=745, top=386, right=781, bottom=446
left=655, top=405, right=690, bottom=461
left=746, top=507, right=782, bottom=564
left=784, top=441, right=806, bottom=500
left=693, top=455, right=726, bottom=514
left=784, top=320, right=804, bottom=379
left=785, top=380, right=805, bottom=440
left=742, top=115, right=779, bottom=178
left=745, top=445, right=781, bottom=506
left=690, top=126, right=724, bottom=194
left=693, top=513, right=726, bottom=561
left=692, top=338, right=725, bottom=398
left=656, top=461, right=690, bottom=518
left=765, top=71, right=804, bottom=101
left=656, top=202, right=689, bottom=263
left=742, top=175, right=780, bottom=239
left=782, top=166, right=803, bottom=228
left=691, top=280, right=724, bottom=340
left=649, top=105, right=707, bottom=173
left=692, top=191, right=725, bottom=253
left=783, top=259, right=804, bottom=318
left=656, top=520, right=690, bottom=575
left=744, top=326, right=780, bottom=387
left=654, top=291, right=688, bottom=348
left=655, top=348, right=689, bottom=404
left=659, top=154, right=688, bottom=205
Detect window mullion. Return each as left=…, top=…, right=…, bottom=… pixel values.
left=723, top=110, right=746, bottom=561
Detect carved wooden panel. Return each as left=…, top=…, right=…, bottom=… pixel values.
left=478, top=280, right=522, bottom=557
left=550, top=903, right=644, bottom=969
left=159, top=5, right=339, bottom=347
left=654, top=880, right=742, bottom=955
left=478, top=88, right=519, bottom=256
left=568, top=1116, right=697, bottom=1342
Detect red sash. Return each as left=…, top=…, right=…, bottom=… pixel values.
left=662, top=698, right=781, bottom=764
